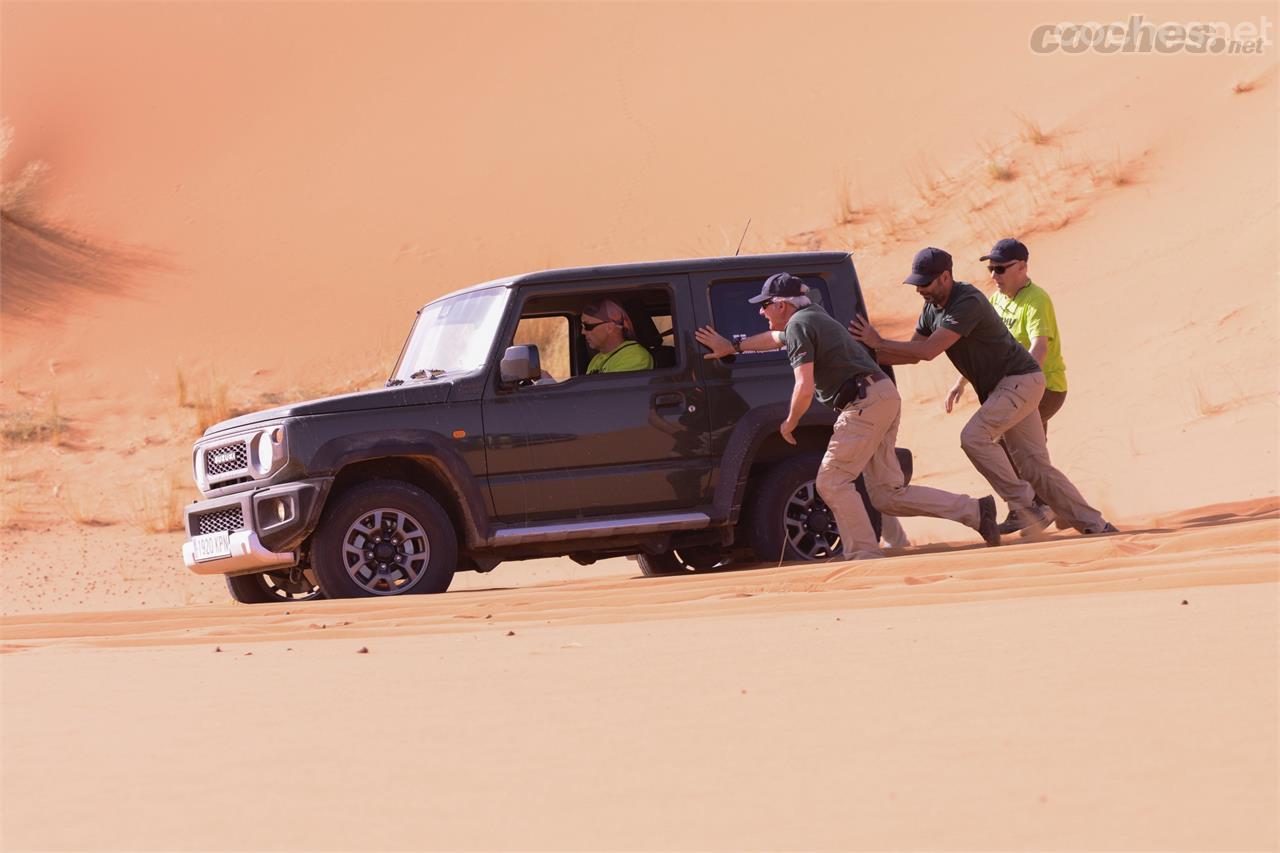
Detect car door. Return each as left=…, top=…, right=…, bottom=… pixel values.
left=481, top=276, right=713, bottom=523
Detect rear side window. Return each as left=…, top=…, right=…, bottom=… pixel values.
left=708, top=276, right=833, bottom=360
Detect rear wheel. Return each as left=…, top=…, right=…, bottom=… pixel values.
left=225, top=568, right=323, bottom=604
left=311, top=480, right=458, bottom=599
left=746, top=453, right=881, bottom=563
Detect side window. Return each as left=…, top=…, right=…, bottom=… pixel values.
left=708, top=276, right=833, bottom=360
left=512, top=286, right=678, bottom=382
left=513, top=315, right=570, bottom=380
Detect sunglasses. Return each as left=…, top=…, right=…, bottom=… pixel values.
left=581, top=318, right=614, bottom=332
left=988, top=262, right=1020, bottom=274
left=758, top=299, right=778, bottom=308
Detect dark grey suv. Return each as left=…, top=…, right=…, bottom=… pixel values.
left=182, top=252, right=908, bottom=603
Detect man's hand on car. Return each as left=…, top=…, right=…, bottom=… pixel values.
left=849, top=315, right=882, bottom=349
left=779, top=417, right=798, bottom=446
left=695, top=326, right=734, bottom=359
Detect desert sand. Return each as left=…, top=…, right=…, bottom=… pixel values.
left=2, top=2, right=1277, bottom=850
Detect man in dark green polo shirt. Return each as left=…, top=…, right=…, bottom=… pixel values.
left=946, top=238, right=1070, bottom=531
left=851, top=247, right=1115, bottom=536
left=696, top=272, right=999, bottom=561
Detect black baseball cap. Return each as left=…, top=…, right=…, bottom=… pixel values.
left=748, top=272, right=808, bottom=303
left=904, top=247, right=953, bottom=286
left=980, top=238, right=1029, bottom=263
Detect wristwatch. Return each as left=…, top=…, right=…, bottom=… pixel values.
left=733, top=338, right=743, bottom=354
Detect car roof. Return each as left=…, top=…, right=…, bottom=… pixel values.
left=423, top=251, right=853, bottom=308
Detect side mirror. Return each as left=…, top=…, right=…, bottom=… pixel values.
left=500, top=345, right=541, bottom=384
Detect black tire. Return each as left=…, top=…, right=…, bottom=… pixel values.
left=311, top=480, right=458, bottom=599
left=636, top=546, right=730, bottom=577
left=225, top=569, right=324, bottom=604
left=746, top=452, right=881, bottom=564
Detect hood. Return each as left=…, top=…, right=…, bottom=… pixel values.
left=204, top=381, right=455, bottom=436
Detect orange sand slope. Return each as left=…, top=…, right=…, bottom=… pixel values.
left=5, top=497, right=1276, bottom=651
left=2, top=2, right=1276, bottom=585
left=2, top=3, right=1278, bottom=850
left=2, top=513, right=1276, bottom=851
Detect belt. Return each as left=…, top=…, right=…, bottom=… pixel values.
left=832, top=371, right=889, bottom=411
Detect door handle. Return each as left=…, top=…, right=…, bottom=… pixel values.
left=653, top=392, right=683, bottom=408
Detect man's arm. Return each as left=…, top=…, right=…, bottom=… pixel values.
left=695, top=326, right=783, bottom=359
left=850, top=316, right=960, bottom=363
left=869, top=332, right=931, bottom=365
left=780, top=362, right=815, bottom=445
left=1028, top=335, right=1048, bottom=365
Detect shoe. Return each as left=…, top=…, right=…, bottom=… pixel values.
left=1003, top=504, right=1053, bottom=538
left=977, top=495, right=1000, bottom=547
left=999, top=501, right=1053, bottom=535
left=1083, top=522, right=1119, bottom=535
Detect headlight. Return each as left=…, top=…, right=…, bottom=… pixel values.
left=251, top=427, right=283, bottom=476
left=193, top=448, right=207, bottom=490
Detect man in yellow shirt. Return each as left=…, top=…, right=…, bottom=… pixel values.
left=581, top=298, right=654, bottom=374
left=944, top=239, right=1069, bottom=533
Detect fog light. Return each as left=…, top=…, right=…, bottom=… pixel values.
left=275, top=498, right=287, bottom=523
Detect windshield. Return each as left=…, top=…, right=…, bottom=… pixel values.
left=391, top=286, right=510, bottom=382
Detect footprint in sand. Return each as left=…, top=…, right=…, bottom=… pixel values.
left=903, top=574, right=950, bottom=585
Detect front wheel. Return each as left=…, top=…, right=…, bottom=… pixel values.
left=225, top=568, right=324, bottom=604
left=311, top=480, right=458, bottom=599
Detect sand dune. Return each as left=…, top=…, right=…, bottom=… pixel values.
left=1, top=2, right=1277, bottom=849
left=2, top=509, right=1275, bottom=851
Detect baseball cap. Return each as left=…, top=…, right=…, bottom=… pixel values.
left=748, top=272, right=809, bottom=303
left=980, top=238, right=1029, bottom=263
left=904, top=247, right=953, bottom=286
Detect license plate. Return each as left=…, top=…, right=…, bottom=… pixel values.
left=192, top=530, right=232, bottom=562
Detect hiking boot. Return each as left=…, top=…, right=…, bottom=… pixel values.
left=999, top=501, right=1053, bottom=535
left=1002, top=504, right=1053, bottom=538
left=1083, top=521, right=1119, bottom=535
left=977, top=495, right=1000, bottom=547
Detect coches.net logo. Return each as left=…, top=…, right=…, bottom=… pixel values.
left=1030, top=14, right=1273, bottom=55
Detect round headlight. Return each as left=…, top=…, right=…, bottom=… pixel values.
left=253, top=430, right=276, bottom=475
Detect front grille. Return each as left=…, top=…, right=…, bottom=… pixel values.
left=205, top=441, right=248, bottom=476
left=194, top=506, right=245, bottom=535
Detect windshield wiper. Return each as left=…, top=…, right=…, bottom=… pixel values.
left=409, top=368, right=449, bottom=380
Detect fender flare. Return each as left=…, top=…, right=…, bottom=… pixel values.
left=709, top=402, right=836, bottom=525
left=310, top=431, right=492, bottom=548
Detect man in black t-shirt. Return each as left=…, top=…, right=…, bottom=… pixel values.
left=851, top=248, right=1115, bottom=535
left=696, top=272, right=1000, bottom=561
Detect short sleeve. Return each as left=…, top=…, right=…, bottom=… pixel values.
left=915, top=311, right=932, bottom=337
left=1024, top=291, right=1058, bottom=341
left=939, top=295, right=981, bottom=336
left=785, top=323, right=815, bottom=368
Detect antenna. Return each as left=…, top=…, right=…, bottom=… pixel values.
left=734, top=218, right=752, bottom=256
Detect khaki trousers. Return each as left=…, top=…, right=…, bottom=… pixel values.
left=960, top=372, right=1103, bottom=530
left=999, top=387, right=1067, bottom=504
left=817, top=379, right=980, bottom=559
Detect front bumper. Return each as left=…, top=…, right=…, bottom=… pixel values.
left=183, top=530, right=297, bottom=576
left=181, top=477, right=332, bottom=577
